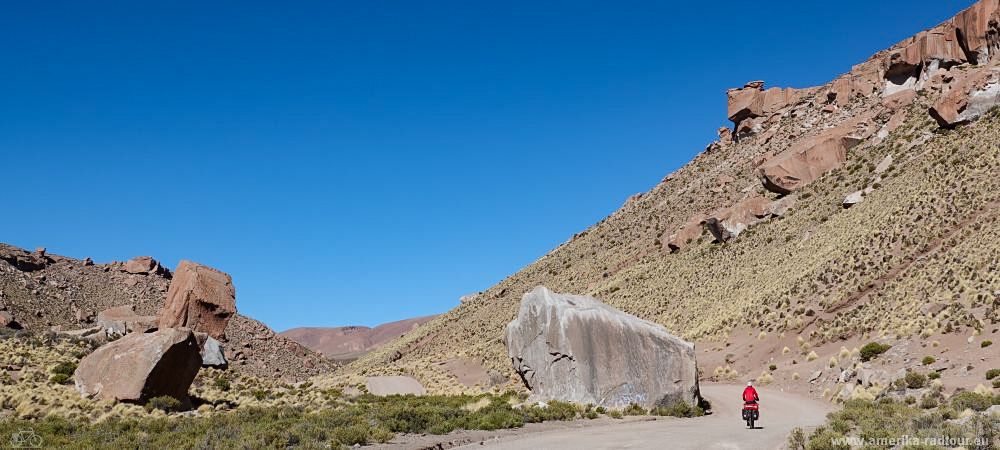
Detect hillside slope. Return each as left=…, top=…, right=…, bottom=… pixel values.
left=323, top=0, right=1000, bottom=394
left=0, top=245, right=335, bottom=381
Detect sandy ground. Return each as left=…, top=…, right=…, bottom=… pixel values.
left=378, top=384, right=833, bottom=450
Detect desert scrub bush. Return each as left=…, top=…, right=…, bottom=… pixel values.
left=986, top=369, right=1000, bottom=380
left=950, top=391, right=992, bottom=412
left=927, top=371, right=941, bottom=380
left=651, top=401, right=704, bottom=418
left=787, top=427, right=806, bottom=450
left=521, top=400, right=577, bottom=423
left=608, top=410, right=623, bottom=419
left=0, top=392, right=585, bottom=448
left=921, top=356, right=935, bottom=365
left=49, top=361, right=76, bottom=384
left=904, top=371, right=928, bottom=389
left=213, top=376, right=232, bottom=392
left=145, top=396, right=184, bottom=413
left=858, top=342, right=891, bottom=362
left=622, top=403, right=647, bottom=416
left=982, top=340, right=993, bottom=348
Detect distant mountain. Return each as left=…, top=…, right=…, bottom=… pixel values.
left=281, top=315, right=438, bottom=362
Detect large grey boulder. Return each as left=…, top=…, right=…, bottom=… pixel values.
left=505, top=286, right=699, bottom=409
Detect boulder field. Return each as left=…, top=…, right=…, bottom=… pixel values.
left=505, top=286, right=699, bottom=409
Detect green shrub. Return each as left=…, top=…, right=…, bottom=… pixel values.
left=608, top=410, right=623, bottom=419
left=986, top=368, right=1000, bottom=380
left=49, top=373, right=71, bottom=385
left=859, top=342, right=891, bottom=362
left=981, top=340, right=993, bottom=348
left=145, top=396, right=183, bottom=413
left=651, top=401, right=705, bottom=418
left=522, top=400, right=577, bottom=423
left=51, top=361, right=77, bottom=376
left=904, top=371, right=927, bottom=389
left=213, top=376, right=231, bottom=391
left=769, top=364, right=778, bottom=371
left=595, top=406, right=606, bottom=414
left=927, top=371, right=940, bottom=380
left=622, top=403, right=646, bottom=416
left=993, top=379, right=1000, bottom=389
left=252, top=389, right=269, bottom=400
left=950, top=391, right=992, bottom=412
left=787, top=427, right=806, bottom=450
left=331, top=424, right=388, bottom=446
left=921, top=356, right=935, bottom=365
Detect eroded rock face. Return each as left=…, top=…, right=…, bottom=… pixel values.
left=159, top=261, right=237, bottom=340
left=929, top=68, right=1000, bottom=127
left=758, top=118, right=873, bottom=194
left=727, top=81, right=800, bottom=132
left=505, top=286, right=699, bottom=409
left=74, top=328, right=201, bottom=405
left=704, top=196, right=793, bottom=242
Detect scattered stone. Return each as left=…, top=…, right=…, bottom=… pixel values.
left=505, top=286, right=699, bottom=409
left=198, top=334, right=228, bottom=368
left=122, top=256, right=168, bottom=276
left=809, top=370, right=823, bottom=383
left=0, top=312, right=22, bottom=329
left=74, top=328, right=202, bottom=406
left=843, top=191, right=865, bottom=208
left=159, top=260, right=237, bottom=341
left=96, top=306, right=158, bottom=337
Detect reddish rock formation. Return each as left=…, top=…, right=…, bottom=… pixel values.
left=704, top=196, right=781, bottom=242
left=74, top=328, right=202, bottom=405
left=0, top=311, right=21, bottom=329
left=665, top=214, right=707, bottom=252
left=159, top=261, right=237, bottom=341
left=0, top=244, right=49, bottom=272
left=929, top=68, right=1000, bottom=127
left=757, top=117, right=874, bottom=194
left=122, top=256, right=169, bottom=276
left=727, top=81, right=800, bottom=131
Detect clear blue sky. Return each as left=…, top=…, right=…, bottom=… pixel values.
left=2, top=1, right=970, bottom=331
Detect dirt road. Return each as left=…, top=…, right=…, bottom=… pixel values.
left=453, top=384, right=833, bottom=450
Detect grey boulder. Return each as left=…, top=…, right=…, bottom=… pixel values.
left=505, top=286, right=699, bottom=409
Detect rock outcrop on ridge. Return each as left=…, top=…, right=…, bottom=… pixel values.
left=505, top=287, right=699, bottom=409
left=159, top=260, right=237, bottom=341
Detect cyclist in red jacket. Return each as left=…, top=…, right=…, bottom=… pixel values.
left=742, top=381, right=759, bottom=404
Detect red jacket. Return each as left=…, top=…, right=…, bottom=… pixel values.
left=742, top=386, right=759, bottom=402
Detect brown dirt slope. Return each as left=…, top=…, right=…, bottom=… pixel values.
left=324, top=1, right=1000, bottom=393
left=0, top=245, right=334, bottom=381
